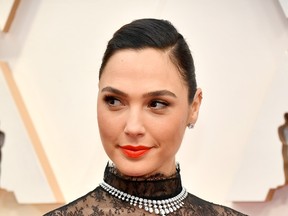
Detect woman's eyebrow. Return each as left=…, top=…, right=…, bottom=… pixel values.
left=144, top=90, right=177, bottom=98
left=101, top=86, right=128, bottom=97
left=101, top=87, right=176, bottom=98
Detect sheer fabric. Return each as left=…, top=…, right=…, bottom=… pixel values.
left=44, top=163, right=247, bottom=216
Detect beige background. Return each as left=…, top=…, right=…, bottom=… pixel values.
left=0, top=0, right=288, bottom=215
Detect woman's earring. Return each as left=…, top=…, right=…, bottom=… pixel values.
left=187, top=123, right=194, bottom=129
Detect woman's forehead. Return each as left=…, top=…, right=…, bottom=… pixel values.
left=98, top=49, right=188, bottom=98
left=101, top=48, right=180, bottom=79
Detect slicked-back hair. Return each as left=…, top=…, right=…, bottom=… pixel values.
left=99, top=18, right=197, bottom=104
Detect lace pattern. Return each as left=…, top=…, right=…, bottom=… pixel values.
left=104, top=163, right=182, bottom=199
left=44, top=163, right=248, bottom=216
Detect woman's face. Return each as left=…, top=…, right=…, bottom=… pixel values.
left=97, top=48, right=201, bottom=177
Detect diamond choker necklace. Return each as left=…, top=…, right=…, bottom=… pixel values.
left=100, top=181, right=188, bottom=216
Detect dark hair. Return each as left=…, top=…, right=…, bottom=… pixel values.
left=99, top=18, right=197, bottom=103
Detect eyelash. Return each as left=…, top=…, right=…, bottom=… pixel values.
left=148, top=100, right=169, bottom=109
left=103, top=95, right=123, bottom=107
left=103, top=95, right=170, bottom=110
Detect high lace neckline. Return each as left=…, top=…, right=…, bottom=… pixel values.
left=44, top=162, right=247, bottom=216
left=103, top=163, right=183, bottom=200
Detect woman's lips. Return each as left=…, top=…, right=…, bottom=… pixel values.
left=120, top=145, right=151, bottom=158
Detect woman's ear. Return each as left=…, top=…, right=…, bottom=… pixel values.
left=187, top=88, right=202, bottom=126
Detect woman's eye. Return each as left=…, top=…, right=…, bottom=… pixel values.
left=149, top=100, right=169, bottom=109
left=104, top=96, right=122, bottom=107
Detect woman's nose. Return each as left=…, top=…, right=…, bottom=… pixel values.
left=124, top=109, right=145, bottom=137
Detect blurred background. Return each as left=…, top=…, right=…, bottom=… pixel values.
left=0, top=0, right=288, bottom=215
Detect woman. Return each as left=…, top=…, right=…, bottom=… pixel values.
left=45, top=18, right=247, bottom=216
left=279, top=113, right=288, bottom=184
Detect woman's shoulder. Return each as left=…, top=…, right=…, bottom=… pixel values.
left=43, top=186, right=103, bottom=216
left=186, top=193, right=248, bottom=216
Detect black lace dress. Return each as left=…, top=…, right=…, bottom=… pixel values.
left=44, top=164, right=247, bottom=216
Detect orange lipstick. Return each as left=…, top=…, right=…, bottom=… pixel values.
left=120, top=145, right=151, bottom=158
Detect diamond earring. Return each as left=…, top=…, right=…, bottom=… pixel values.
left=187, top=123, right=194, bottom=129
